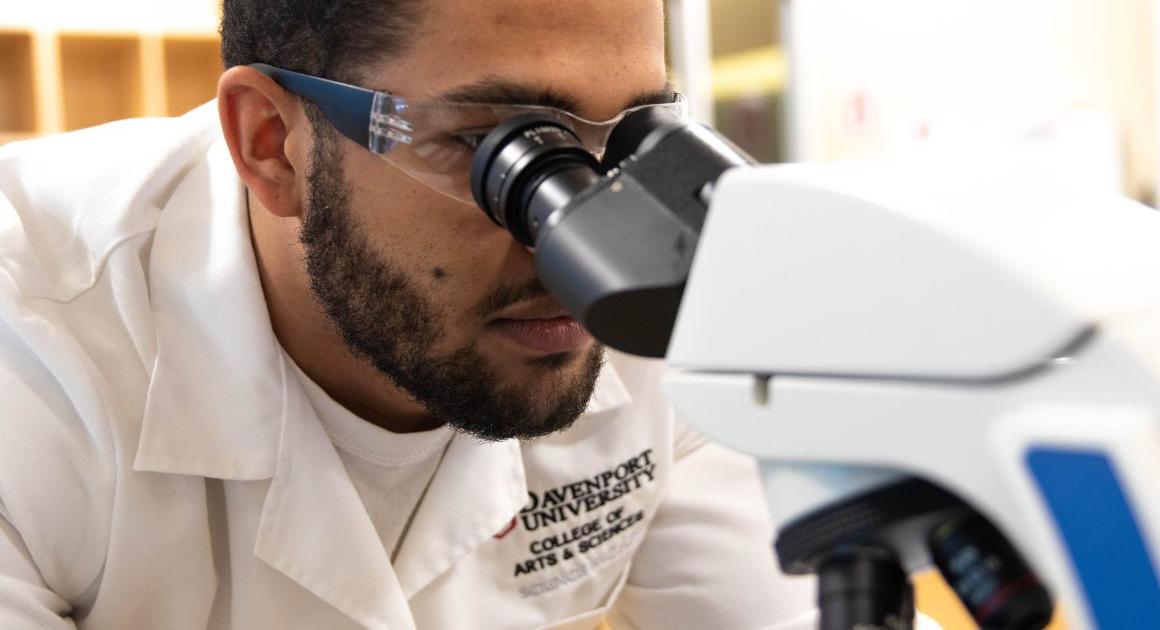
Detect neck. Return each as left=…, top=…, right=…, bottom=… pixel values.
left=247, top=192, right=444, bottom=433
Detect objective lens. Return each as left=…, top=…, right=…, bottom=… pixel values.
left=470, top=114, right=602, bottom=246
left=817, top=548, right=914, bottom=630
left=930, top=511, right=1053, bottom=630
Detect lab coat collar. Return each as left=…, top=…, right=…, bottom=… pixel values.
left=255, top=354, right=418, bottom=630
left=134, top=136, right=283, bottom=480
left=130, top=136, right=420, bottom=627
left=392, top=433, right=527, bottom=598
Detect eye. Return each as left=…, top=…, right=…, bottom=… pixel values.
left=454, top=133, right=487, bottom=153
left=445, top=125, right=497, bottom=154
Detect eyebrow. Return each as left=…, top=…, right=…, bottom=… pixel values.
left=435, top=78, right=678, bottom=115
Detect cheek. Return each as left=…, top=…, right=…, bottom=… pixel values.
left=345, top=155, right=535, bottom=321
left=419, top=219, right=538, bottom=328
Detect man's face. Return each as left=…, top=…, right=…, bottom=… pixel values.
left=299, top=0, right=668, bottom=440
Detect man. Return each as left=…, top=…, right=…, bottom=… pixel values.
left=0, top=0, right=817, bottom=628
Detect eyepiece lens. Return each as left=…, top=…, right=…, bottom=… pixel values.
left=469, top=114, right=601, bottom=246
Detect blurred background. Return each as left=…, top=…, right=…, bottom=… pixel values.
left=1, top=0, right=1151, bottom=627
left=670, top=0, right=1157, bottom=204
left=0, top=0, right=1154, bottom=203
left=0, top=1, right=220, bottom=145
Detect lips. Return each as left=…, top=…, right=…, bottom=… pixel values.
left=488, top=315, right=592, bottom=354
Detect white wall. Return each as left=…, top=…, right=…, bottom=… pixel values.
left=786, top=0, right=1157, bottom=198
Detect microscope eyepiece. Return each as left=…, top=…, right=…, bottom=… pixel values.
left=470, top=114, right=601, bottom=247
left=468, top=105, right=750, bottom=357
left=600, top=106, right=687, bottom=171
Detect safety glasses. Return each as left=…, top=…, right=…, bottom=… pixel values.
left=251, top=64, right=688, bottom=205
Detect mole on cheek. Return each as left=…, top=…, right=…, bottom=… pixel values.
left=432, top=267, right=448, bottom=281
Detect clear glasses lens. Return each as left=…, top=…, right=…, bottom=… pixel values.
left=378, top=99, right=687, bottom=205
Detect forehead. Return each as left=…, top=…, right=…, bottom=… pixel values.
left=367, top=0, right=667, bottom=119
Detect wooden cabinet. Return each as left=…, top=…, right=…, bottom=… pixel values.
left=59, top=34, right=145, bottom=130
left=0, top=30, right=36, bottom=144
left=163, top=36, right=225, bottom=117
left=0, top=29, right=220, bottom=145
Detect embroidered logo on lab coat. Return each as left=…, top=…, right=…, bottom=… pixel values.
left=509, top=448, right=658, bottom=597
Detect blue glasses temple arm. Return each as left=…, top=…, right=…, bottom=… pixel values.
left=250, top=63, right=374, bottom=149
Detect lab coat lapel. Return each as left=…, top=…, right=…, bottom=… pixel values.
left=136, top=135, right=413, bottom=629
left=254, top=353, right=417, bottom=630
left=135, top=136, right=282, bottom=480
left=391, top=434, right=527, bottom=598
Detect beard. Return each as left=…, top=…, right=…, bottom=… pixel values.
left=297, top=125, right=605, bottom=441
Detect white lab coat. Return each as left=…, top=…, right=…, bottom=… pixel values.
left=0, top=103, right=820, bottom=629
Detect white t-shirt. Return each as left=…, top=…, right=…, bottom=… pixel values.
left=289, top=358, right=454, bottom=560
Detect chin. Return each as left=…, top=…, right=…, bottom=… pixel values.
left=487, top=339, right=602, bottom=386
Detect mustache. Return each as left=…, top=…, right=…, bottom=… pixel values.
left=474, top=276, right=552, bottom=319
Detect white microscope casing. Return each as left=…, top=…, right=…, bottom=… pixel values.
left=662, top=163, right=1160, bottom=630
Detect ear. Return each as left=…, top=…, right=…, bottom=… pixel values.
left=217, top=65, right=310, bottom=219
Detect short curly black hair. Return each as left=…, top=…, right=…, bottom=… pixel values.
left=220, top=0, right=422, bottom=84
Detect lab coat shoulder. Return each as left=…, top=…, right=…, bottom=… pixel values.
left=0, top=108, right=219, bottom=303
left=0, top=106, right=221, bottom=603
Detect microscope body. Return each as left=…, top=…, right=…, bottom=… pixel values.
left=468, top=108, right=1160, bottom=628
left=662, top=163, right=1160, bottom=630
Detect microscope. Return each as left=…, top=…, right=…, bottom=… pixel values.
left=468, top=107, right=1160, bottom=630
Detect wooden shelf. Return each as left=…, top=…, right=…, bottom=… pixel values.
left=0, top=28, right=220, bottom=139
left=163, top=35, right=221, bottom=116
left=59, top=33, right=144, bottom=131
left=0, top=31, right=36, bottom=134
